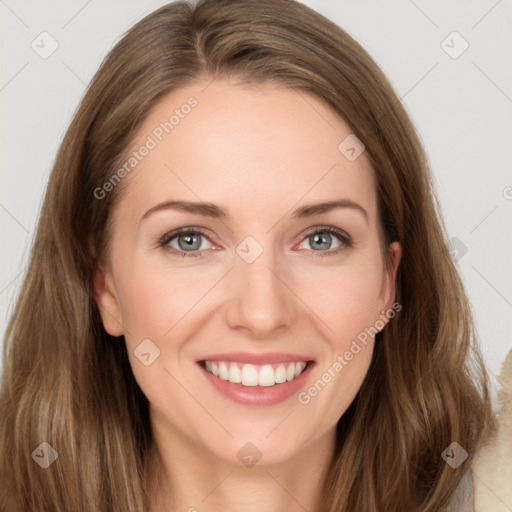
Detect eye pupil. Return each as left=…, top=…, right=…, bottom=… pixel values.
left=310, top=232, right=332, bottom=250
left=178, top=233, right=202, bottom=251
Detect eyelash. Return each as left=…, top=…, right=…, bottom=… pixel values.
left=157, top=226, right=354, bottom=258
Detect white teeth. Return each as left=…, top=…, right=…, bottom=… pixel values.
left=241, top=364, right=259, bottom=386
left=275, top=364, right=287, bottom=383
left=295, top=361, right=306, bottom=377
left=258, top=365, right=275, bottom=387
left=203, top=360, right=308, bottom=387
left=218, top=362, right=229, bottom=380
left=228, top=364, right=242, bottom=383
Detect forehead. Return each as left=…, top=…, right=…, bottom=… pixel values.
left=117, top=78, right=378, bottom=225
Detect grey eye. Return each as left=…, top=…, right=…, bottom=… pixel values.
left=300, top=230, right=342, bottom=252
left=170, top=232, right=212, bottom=252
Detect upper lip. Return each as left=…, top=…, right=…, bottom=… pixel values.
left=197, top=352, right=313, bottom=365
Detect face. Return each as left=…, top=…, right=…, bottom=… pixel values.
left=94, top=77, right=401, bottom=467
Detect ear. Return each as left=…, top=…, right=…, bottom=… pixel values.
left=378, top=241, right=402, bottom=317
left=92, top=259, right=124, bottom=337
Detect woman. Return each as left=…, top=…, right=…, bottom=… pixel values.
left=0, top=0, right=500, bottom=510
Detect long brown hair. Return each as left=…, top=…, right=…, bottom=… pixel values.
left=0, top=0, right=497, bottom=510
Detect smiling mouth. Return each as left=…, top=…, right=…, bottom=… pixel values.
left=199, top=360, right=311, bottom=387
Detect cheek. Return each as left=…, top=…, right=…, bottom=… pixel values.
left=112, top=260, right=211, bottom=408
left=295, top=251, right=382, bottom=418
left=297, top=274, right=379, bottom=430
left=113, top=251, right=218, bottom=340
left=299, top=257, right=384, bottom=344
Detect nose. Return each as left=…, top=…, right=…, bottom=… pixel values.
left=224, top=242, right=298, bottom=339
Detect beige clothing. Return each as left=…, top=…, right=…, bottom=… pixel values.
left=445, top=468, right=475, bottom=511
left=445, top=348, right=512, bottom=512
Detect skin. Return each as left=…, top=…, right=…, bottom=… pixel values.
left=94, top=77, right=401, bottom=512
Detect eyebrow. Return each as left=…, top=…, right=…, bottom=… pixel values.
left=140, top=199, right=369, bottom=224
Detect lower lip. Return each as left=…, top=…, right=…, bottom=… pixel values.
left=198, top=362, right=315, bottom=406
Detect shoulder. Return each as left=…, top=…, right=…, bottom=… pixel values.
left=444, top=348, right=512, bottom=512
left=472, top=348, right=512, bottom=512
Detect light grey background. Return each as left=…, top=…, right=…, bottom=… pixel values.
left=1, top=0, right=511, bottom=401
